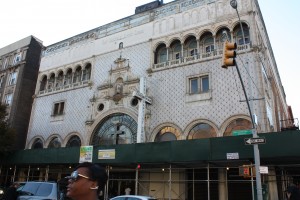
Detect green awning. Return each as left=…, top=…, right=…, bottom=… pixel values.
left=1, top=130, right=300, bottom=166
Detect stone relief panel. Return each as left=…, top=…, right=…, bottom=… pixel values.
left=200, top=7, right=208, bottom=21
left=168, top=17, right=175, bottom=31
left=161, top=19, right=167, bottom=34
left=183, top=12, right=190, bottom=27
left=88, top=55, right=140, bottom=123
left=153, top=1, right=223, bottom=37
left=217, top=2, right=225, bottom=17
left=191, top=10, right=198, bottom=24
left=207, top=3, right=215, bottom=19
left=154, top=21, right=160, bottom=35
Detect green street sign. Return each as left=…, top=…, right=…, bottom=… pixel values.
left=232, top=129, right=252, bottom=136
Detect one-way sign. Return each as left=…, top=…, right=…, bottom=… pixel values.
left=244, top=137, right=266, bottom=145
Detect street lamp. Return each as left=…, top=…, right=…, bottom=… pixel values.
left=230, top=0, right=237, bottom=9
left=229, top=1, right=263, bottom=200
left=230, top=0, right=246, bottom=45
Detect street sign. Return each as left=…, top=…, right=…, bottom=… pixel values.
left=227, top=152, right=239, bottom=160
left=232, top=129, right=252, bottom=136
left=259, top=166, right=269, bottom=174
left=244, top=137, right=266, bottom=145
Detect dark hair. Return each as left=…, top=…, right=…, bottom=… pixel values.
left=75, top=162, right=108, bottom=192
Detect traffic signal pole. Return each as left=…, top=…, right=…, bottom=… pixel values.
left=234, top=63, right=263, bottom=200
left=228, top=1, right=262, bottom=199
left=222, top=40, right=263, bottom=200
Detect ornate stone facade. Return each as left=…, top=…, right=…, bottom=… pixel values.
left=27, top=0, right=288, bottom=150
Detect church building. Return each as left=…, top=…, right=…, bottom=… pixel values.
left=5, top=0, right=295, bottom=199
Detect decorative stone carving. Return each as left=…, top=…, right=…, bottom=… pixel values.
left=113, top=82, right=124, bottom=103
left=96, top=55, right=140, bottom=106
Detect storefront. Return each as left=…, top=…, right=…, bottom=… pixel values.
left=1, top=130, right=300, bottom=200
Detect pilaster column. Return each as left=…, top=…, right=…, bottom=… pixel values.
left=166, top=46, right=169, bottom=62
left=267, top=167, right=279, bottom=200
left=196, top=39, right=200, bottom=58
left=181, top=42, right=184, bottom=60
left=218, top=168, right=228, bottom=200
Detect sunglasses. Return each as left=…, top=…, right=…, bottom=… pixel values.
left=66, top=171, right=90, bottom=181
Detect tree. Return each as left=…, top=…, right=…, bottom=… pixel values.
left=0, top=103, right=16, bottom=156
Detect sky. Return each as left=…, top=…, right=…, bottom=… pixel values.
left=0, top=0, right=299, bottom=120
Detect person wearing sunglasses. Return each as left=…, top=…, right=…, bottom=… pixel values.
left=66, top=162, right=107, bottom=200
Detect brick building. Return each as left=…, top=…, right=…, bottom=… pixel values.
left=0, top=36, right=43, bottom=149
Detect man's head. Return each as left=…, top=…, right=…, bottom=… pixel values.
left=66, top=162, right=107, bottom=200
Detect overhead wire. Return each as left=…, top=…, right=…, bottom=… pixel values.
left=231, top=65, right=243, bottom=101
left=236, top=54, right=264, bottom=98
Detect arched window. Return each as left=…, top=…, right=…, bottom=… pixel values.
left=203, top=37, right=214, bottom=53
left=223, top=118, right=252, bottom=136
left=82, top=63, right=92, bottom=81
left=73, top=66, right=82, bottom=83
left=64, top=69, right=72, bottom=86
left=155, top=44, right=167, bottom=64
left=40, top=76, right=47, bottom=91
left=234, top=25, right=250, bottom=45
left=48, top=73, right=55, bottom=90
left=215, top=28, right=231, bottom=51
left=154, top=126, right=179, bottom=142
left=184, top=37, right=198, bottom=57
left=92, top=113, right=137, bottom=145
left=32, top=138, right=43, bottom=149
left=188, top=123, right=216, bottom=139
left=66, top=135, right=81, bottom=147
left=200, top=32, right=214, bottom=56
left=169, top=40, right=182, bottom=60
left=237, top=29, right=250, bottom=45
left=119, top=42, right=123, bottom=49
left=48, top=137, right=61, bottom=148
left=56, top=71, right=64, bottom=88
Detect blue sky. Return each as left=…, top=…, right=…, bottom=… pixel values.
left=0, top=0, right=299, bottom=120
left=258, top=0, right=300, bottom=119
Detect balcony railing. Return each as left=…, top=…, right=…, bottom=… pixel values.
left=184, top=55, right=198, bottom=62
left=153, top=62, right=167, bottom=69
left=153, top=43, right=251, bottom=70
left=168, top=59, right=182, bottom=66
left=38, top=80, right=89, bottom=95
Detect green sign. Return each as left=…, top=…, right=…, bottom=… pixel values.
left=79, top=146, right=93, bottom=163
left=232, top=129, right=252, bottom=136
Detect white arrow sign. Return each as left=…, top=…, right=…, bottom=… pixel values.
left=244, top=137, right=266, bottom=145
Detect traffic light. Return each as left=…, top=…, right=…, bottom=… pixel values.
left=239, top=165, right=250, bottom=178
left=222, top=41, right=237, bottom=69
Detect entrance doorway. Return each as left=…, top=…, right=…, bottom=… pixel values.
left=107, top=170, right=135, bottom=198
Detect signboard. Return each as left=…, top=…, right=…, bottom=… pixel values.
left=244, top=137, right=266, bottom=145
left=260, top=166, right=269, bottom=174
left=232, top=129, right=252, bottom=136
left=227, top=152, right=239, bottom=160
left=79, top=146, right=93, bottom=163
left=98, top=149, right=116, bottom=159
